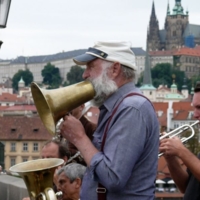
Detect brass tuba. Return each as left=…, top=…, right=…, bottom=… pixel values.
left=9, top=158, right=64, bottom=200
left=31, top=81, right=95, bottom=136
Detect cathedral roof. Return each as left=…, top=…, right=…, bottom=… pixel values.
left=183, top=24, right=200, bottom=38
left=159, top=30, right=166, bottom=43
left=130, top=48, right=146, bottom=56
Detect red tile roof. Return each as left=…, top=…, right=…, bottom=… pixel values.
left=0, top=106, right=10, bottom=110
left=173, top=110, right=190, bottom=120
left=174, top=47, right=200, bottom=56
left=173, top=102, right=193, bottom=111
left=153, top=102, right=168, bottom=113
left=0, top=93, right=26, bottom=103
left=0, top=116, right=52, bottom=141
left=149, top=50, right=176, bottom=56
left=3, top=105, right=36, bottom=111
left=149, top=46, right=200, bottom=57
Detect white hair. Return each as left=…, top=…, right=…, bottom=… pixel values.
left=57, top=163, right=86, bottom=183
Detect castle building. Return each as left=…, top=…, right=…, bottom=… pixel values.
left=140, top=40, right=190, bottom=102
left=147, top=0, right=200, bottom=51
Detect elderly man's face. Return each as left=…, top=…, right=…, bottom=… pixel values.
left=57, top=172, right=79, bottom=200
left=82, top=59, right=104, bottom=80
left=83, top=59, right=118, bottom=106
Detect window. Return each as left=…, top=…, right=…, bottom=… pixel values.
left=10, top=157, right=16, bottom=166
left=23, top=143, right=28, bottom=151
left=22, top=157, right=28, bottom=162
left=174, top=123, right=179, bottom=129
left=33, top=143, right=38, bottom=152
left=10, top=142, right=16, bottom=152
left=11, top=128, right=16, bottom=132
left=32, top=157, right=40, bottom=160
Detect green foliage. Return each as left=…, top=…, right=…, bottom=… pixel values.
left=66, top=65, right=85, bottom=86
left=184, top=128, right=200, bottom=155
left=188, top=75, right=200, bottom=91
left=12, top=69, right=33, bottom=91
left=41, top=63, right=62, bottom=89
left=137, top=63, right=190, bottom=92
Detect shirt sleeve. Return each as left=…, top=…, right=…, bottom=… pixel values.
left=88, top=104, right=150, bottom=191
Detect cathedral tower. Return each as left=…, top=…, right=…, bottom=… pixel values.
left=164, top=0, right=189, bottom=50
left=147, top=1, right=160, bottom=51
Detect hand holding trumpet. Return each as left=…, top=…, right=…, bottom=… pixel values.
left=158, top=120, right=198, bottom=158
left=60, top=113, right=86, bottom=146
left=159, top=136, right=185, bottom=157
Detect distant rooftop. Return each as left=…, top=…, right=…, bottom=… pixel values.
left=0, top=48, right=146, bottom=65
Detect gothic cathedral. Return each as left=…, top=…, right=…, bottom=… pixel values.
left=147, top=0, right=200, bottom=51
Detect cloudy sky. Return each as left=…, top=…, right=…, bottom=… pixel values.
left=0, top=0, right=199, bottom=59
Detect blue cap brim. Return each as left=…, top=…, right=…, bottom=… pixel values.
left=73, top=47, right=108, bottom=65
left=73, top=53, right=97, bottom=65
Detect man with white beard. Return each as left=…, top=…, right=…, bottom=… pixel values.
left=60, top=41, right=159, bottom=200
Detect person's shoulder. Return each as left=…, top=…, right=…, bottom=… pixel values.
left=123, top=92, right=152, bottom=108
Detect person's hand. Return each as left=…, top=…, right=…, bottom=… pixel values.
left=60, top=114, right=86, bottom=146
left=22, top=198, right=30, bottom=200
left=159, top=136, right=185, bottom=157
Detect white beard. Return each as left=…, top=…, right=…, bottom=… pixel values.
left=89, top=69, right=118, bottom=107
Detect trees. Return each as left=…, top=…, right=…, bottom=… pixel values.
left=12, top=69, right=33, bottom=91
left=137, top=63, right=189, bottom=92
left=184, top=128, right=200, bottom=155
left=65, top=65, right=85, bottom=86
left=41, top=63, right=62, bottom=89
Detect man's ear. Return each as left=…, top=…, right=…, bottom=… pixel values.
left=111, top=62, right=121, bottom=78
left=74, top=178, right=82, bottom=188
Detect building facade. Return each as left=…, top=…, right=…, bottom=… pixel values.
left=147, top=0, right=200, bottom=51
left=0, top=48, right=145, bottom=85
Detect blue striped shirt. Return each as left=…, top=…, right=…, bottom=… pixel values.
left=81, top=82, right=159, bottom=200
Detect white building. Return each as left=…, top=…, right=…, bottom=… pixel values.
left=0, top=48, right=146, bottom=84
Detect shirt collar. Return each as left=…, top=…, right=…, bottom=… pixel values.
left=103, top=82, right=138, bottom=112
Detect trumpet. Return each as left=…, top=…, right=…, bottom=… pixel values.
left=56, top=191, right=63, bottom=200
left=158, top=120, right=199, bottom=157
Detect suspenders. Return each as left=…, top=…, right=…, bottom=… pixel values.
left=97, top=93, right=153, bottom=200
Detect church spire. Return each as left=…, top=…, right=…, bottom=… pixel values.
left=172, top=0, right=185, bottom=15
left=150, top=1, right=156, bottom=19
left=143, top=41, right=152, bottom=85
left=167, top=1, right=170, bottom=15
left=147, top=0, right=160, bottom=51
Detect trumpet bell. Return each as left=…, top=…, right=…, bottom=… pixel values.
left=9, top=158, right=64, bottom=200
left=31, top=81, right=95, bottom=136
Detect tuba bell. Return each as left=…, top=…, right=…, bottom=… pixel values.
left=9, top=158, right=64, bottom=200
left=31, top=81, right=95, bottom=136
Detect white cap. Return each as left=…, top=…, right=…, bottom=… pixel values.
left=73, top=41, right=136, bottom=70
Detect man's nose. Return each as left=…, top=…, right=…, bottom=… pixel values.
left=82, top=69, right=89, bottom=79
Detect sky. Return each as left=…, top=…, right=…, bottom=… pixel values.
left=0, top=0, right=199, bottom=60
